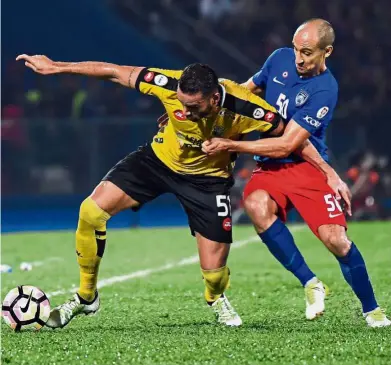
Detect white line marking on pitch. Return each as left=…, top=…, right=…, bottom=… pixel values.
left=31, top=257, right=63, bottom=267
left=46, top=225, right=305, bottom=298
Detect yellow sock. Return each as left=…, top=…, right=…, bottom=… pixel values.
left=202, top=266, right=230, bottom=303
left=76, top=197, right=110, bottom=302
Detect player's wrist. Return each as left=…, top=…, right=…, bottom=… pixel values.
left=322, top=165, right=338, bottom=178
left=52, top=62, right=65, bottom=74
left=227, top=140, right=238, bottom=152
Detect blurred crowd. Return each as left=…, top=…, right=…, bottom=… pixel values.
left=4, top=0, right=391, bottom=124
left=4, top=0, right=391, bottom=127
left=345, top=151, right=391, bottom=220
left=111, top=0, right=391, bottom=127
left=2, top=0, right=391, bottom=220
left=1, top=63, right=163, bottom=120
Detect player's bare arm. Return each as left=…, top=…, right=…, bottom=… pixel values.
left=203, top=119, right=309, bottom=158
left=16, top=54, right=143, bottom=88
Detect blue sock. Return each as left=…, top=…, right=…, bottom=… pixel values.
left=259, top=218, right=315, bottom=286
left=336, top=242, right=378, bottom=313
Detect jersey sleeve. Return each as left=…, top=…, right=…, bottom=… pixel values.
left=135, top=67, right=182, bottom=101
left=233, top=94, right=281, bottom=135
left=251, top=48, right=282, bottom=89
left=291, top=90, right=337, bottom=134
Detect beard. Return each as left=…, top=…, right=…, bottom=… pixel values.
left=187, top=107, right=213, bottom=121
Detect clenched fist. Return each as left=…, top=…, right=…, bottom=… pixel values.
left=202, top=138, right=233, bottom=155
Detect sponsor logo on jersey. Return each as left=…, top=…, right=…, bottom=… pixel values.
left=264, top=111, right=275, bottom=122
left=173, top=110, right=187, bottom=121
left=316, top=106, right=329, bottom=119
left=303, top=115, right=321, bottom=128
left=154, top=74, right=168, bottom=86
left=272, top=77, right=285, bottom=85
left=154, top=137, right=164, bottom=144
left=295, top=90, right=309, bottom=106
left=176, top=132, right=203, bottom=149
left=329, top=212, right=343, bottom=218
left=253, top=108, right=265, bottom=119
left=222, top=217, right=232, bottom=231
left=144, top=71, right=155, bottom=82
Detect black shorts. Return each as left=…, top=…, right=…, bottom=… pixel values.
left=103, top=145, right=234, bottom=243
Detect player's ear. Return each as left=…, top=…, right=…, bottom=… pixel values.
left=325, top=45, right=333, bottom=58
left=212, top=92, right=220, bottom=105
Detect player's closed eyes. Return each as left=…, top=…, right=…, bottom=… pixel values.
left=293, top=46, right=312, bottom=57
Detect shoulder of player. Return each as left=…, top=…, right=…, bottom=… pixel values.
left=219, top=79, right=278, bottom=121
left=269, top=47, right=294, bottom=62
left=274, top=47, right=294, bottom=56
left=135, top=67, right=182, bottom=92
left=327, top=71, right=339, bottom=92
left=219, top=78, right=253, bottom=103
left=314, top=70, right=338, bottom=91
left=266, top=47, right=293, bottom=59
left=148, top=68, right=183, bottom=80
left=260, top=48, right=294, bottom=76
left=304, top=74, right=338, bottom=100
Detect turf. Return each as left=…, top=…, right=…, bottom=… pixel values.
left=1, top=222, right=391, bottom=365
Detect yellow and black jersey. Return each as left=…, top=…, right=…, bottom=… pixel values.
left=135, top=67, right=280, bottom=178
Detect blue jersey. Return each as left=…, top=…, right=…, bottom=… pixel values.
left=252, top=48, right=338, bottom=163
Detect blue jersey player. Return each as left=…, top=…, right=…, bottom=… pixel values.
left=203, top=18, right=390, bottom=327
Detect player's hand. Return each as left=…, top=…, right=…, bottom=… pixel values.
left=16, top=54, right=58, bottom=75
left=202, top=138, right=232, bottom=155
left=326, top=173, right=352, bottom=216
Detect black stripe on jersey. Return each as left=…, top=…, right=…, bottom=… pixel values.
left=135, top=68, right=178, bottom=92
left=223, top=93, right=282, bottom=129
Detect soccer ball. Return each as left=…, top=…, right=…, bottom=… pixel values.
left=2, top=285, right=50, bottom=331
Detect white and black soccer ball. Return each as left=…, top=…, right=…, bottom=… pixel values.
left=2, top=285, right=50, bottom=331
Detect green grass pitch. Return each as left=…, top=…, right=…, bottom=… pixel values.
left=1, top=222, right=391, bottom=364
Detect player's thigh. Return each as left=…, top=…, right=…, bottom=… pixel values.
left=196, top=232, right=230, bottom=270
left=174, top=175, right=234, bottom=247
left=243, top=171, right=290, bottom=223
left=90, top=181, right=140, bottom=216
left=98, top=145, right=168, bottom=215
left=288, top=166, right=347, bottom=238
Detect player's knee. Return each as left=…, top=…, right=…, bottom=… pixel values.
left=319, top=229, right=351, bottom=257
left=244, top=190, right=274, bottom=219
left=79, top=197, right=111, bottom=229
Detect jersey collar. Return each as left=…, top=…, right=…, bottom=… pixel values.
left=218, top=83, right=226, bottom=107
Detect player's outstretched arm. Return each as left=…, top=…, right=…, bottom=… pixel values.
left=16, top=54, right=143, bottom=88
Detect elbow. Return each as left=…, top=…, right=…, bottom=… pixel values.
left=274, top=150, right=290, bottom=158
left=275, top=142, right=294, bottom=158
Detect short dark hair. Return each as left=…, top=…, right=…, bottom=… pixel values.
left=301, top=18, right=335, bottom=48
left=178, top=63, right=219, bottom=97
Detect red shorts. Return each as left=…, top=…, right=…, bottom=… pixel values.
left=243, top=162, right=347, bottom=238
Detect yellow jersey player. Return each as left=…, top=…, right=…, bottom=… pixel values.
left=17, top=54, right=335, bottom=328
